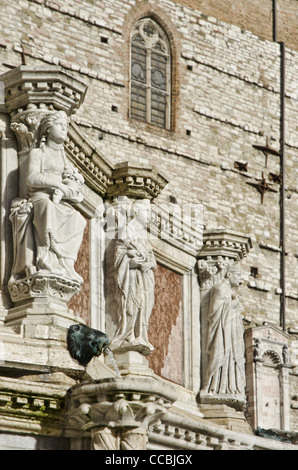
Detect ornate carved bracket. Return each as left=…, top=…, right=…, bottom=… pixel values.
left=66, top=377, right=177, bottom=450
left=8, top=274, right=81, bottom=304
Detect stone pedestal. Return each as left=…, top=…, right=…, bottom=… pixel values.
left=199, top=404, right=253, bottom=435
left=4, top=298, right=80, bottom=328
left=111, top=350, right=153, bottom=377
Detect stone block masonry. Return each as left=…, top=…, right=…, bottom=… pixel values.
left=0, top=0, right=297, bottom=435
left=1, top=0, right=297, bottom=352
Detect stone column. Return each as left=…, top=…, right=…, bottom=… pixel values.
left=66, top=376, right=177, bottom=450
left=0, top=66, right=87, bottom=327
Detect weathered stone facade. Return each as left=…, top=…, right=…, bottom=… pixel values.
left=0, top=0, right=297, bottom=450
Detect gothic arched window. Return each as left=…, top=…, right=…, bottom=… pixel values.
left=130, top=18, right=171, bottom=130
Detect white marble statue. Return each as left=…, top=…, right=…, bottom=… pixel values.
left=9, top=110, right=86, bottom=285
left=201, top=262, right=246, bottom=397
left=112, top=199, right=156, bottom=356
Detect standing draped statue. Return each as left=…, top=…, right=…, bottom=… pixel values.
left=9, top=110, right=86, bottom=286
left=201, top=263, right=246, bottom=399
left=111, top=199, right=156, bottom=356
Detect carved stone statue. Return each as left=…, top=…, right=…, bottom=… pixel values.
left=9, top=110, right=86, bottom=287
left=201, top=262, right=246, bottom=399
left=111, top=199, right=156, bottom=356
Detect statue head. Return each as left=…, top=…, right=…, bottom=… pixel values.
left=225, top=262, right=242, bottom=287
left=67, top=324, right=109, bottom=367
left=130, top=199, right=151, bottom=228
left=39, top=110, right=69, bottom=147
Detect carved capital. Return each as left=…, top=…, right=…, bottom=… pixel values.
left=8, top=274, right=81, bottom=304
left=198, top=257, right=231, bottom=290
left=9, top=111, right=44, bottom=152
left=66, top=377, right=177, bottom=450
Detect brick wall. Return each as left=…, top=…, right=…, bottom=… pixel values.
left=171, top=0, right=298, bottom=51
left=1, top=0, right=297, bottom=337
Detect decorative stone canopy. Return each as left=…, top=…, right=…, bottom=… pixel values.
left=106, top=161, right=168, bottom=200
left=200, top=229, right=252, bottom=261
left=1, top=65, right=87, bottom=118
left=0, top=66, right=87, bottom=155
left=197, top=229, right=252, bottom=291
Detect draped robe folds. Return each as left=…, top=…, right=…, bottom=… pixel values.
left=113, top=229, right=156, bottom=354
left=204, top=278, right=245, bottom=395
left=10, top=146, right=86, bottom=283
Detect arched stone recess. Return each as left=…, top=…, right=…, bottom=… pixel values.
left=245, top=324, right=293, bottom=432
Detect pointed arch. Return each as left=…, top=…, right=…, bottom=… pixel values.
left=122, top=3, right=180, bottom=132
left=130, top=17, right=171, bottom=129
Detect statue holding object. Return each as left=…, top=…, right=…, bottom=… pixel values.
left=111, top=199, right=156, bottom=356
left=9, top=110, right=86, bottom=302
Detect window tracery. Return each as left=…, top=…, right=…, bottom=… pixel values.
left=130, top=18, right=171, bottom=129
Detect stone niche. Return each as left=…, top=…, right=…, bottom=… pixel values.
left=198, top=230, right=252, bottom=406
left=245, top=324, right=292, bottom=432
left=197, top=229, right=253, bottom=434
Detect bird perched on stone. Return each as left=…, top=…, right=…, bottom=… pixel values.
left=67, top=324, right=109, bottom=367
